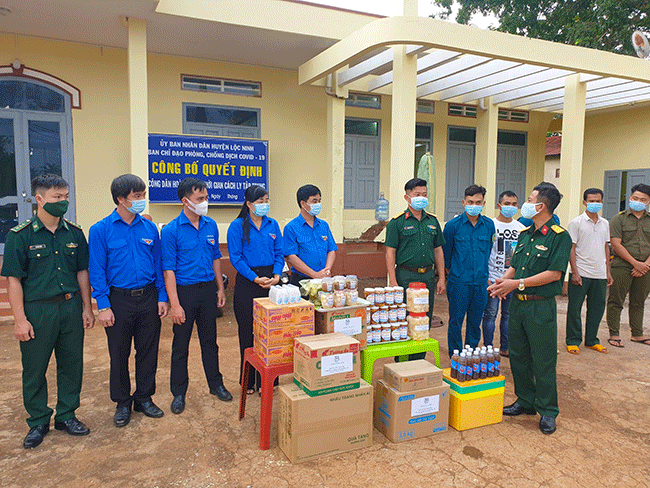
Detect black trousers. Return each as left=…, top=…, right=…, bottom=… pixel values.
left=234, top=266, right=273, bottom=390
left=171, top=280, right=223, bottom=397
left=106, top=283, right=161, bottom=409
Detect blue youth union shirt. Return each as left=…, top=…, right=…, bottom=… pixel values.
left=442, top=213, right=495, bottom=284
left=88, top=210, right=168, bottom=310
left=283, top=214, right=338, bottom=276
left=226, top=215, right=284, bottom=282
left=161, top=211, right=222, bottom=286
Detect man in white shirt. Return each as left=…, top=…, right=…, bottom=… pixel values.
left=482, top=191, right=525, bottom=356
left=565, top=188, right=612, bottom=354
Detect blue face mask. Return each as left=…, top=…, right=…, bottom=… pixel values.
left=126, top=199, right=146, bottom=214
left=465, top=205, right=483, bottom=217
left=307, top=202, right=321, bottom=216
left=410, top=196, right=429, bottom=211
left=586, top=202, right=603, bottom=214
left=500, top=205, right=518, bottom=218
left=629, top=200, right=647, bottom=212
left=520, top=202, right=541, bottom=220
left=253, top=203, right=270, bottom=217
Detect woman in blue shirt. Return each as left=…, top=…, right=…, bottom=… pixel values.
left=227, top=185, right=284, bottom=394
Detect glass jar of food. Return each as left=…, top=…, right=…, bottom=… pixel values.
left=396, top=304, right=407, bottom=321
left=384, top=286, right=395, bottom=305
left=333, top=275, right=346, bottom=291
left=394, top=286, right=404, bottom=304
left=366, top=324, right=374, bottom=344
left=391, top=322, right=401, bottom=341
left=346, top=289, right=359, bottom=306
left=399, top=321, right=408, bottom=340
left=333, top=290, right=346, bottom=308
left=381, top=323, right=392, bottom=342
left=370, top=306, right=380, bottom=325
left=378, top=306, right=389, bottom=323
left=375, top=287, right=385, bottom=305
left=364, top=287, right=375, bottom=305
left=373, top=325, right=382, bottom=344
left=321, top=277, right=334, bottom=292
left=366, top=306, right=371, bottom=326
left=346, top=275, right=358, bottom=290
left=407, top=313, right=429, bottom=341
left=319, top=291, right=334, bottom=309
left=388, top=305, right=398, bottom=323
left=406, top=282, right=429, bottom=313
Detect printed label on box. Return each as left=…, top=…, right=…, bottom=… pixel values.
left=320, top=352, right=353, bottom=377
left=333, top=317, right=362, bottom=336
left=411, top=394, right=439, bottom=417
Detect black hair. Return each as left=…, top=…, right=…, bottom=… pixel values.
left=236, top=185, right=269, bottom=244
left=498, top=190, right=518, bottom=203
left=533, top=181, right=562, bottom=213
left=464, top=184, right=486, bottom=198
left=177, top=177, right=207, bottom=201
left=583, top=188, right=603, bottom=201
left=296, top=184, right=321, bottom=208
left=110, top=174, right=146, bottom=205
left=32, top=173, right=68, bottom=195
left=405, top=178, right=427, bottom=192
left=630, top=183, right=650, bottom=199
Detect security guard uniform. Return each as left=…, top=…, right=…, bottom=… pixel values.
left=1, top=216, right=89, bottom=428
left=508, top=219, right=571, bottom=418
left=606, top=209, right=650, bottom=338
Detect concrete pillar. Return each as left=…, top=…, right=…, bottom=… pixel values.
left=388, top=45, right=418, bottom=219
left=399, top=0, right=418, bottom=16
left=559, top=74, right=586, bottom=224
left=326, top=72, right=347, bottom=242
left=127, top=18, right=149, bottom=209
left=475, top=97, right=499, bottom=217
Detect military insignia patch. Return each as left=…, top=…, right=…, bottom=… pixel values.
left=551, top=225, right=565, bottom=234
left=535, top=245, right=548, bottom=251
left=66, top=242, right=79, bottom=248
left=29, top=244, right=46, bottom=250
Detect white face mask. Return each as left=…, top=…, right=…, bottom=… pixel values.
left=187, top=200, right=208, bottom=216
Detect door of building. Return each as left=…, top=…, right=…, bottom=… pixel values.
left=445, top=142, right=475, bottom=221
left=344, top=118, right=381, bottom=210
left=496, top=144, right=527, bottom=204
left=603, top=169, right=650, bottom=220
left=1, top=110, right=74, bottom=254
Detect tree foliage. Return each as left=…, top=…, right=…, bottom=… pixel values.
left=432, top=0, right=650, bottom=55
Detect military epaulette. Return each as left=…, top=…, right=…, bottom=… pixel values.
left=551, top=224, right=565, bottom=234
left=10, top=220, right=31, bottom=233
left=521, top=226, right=531, bottom=232
left=64, top=218, right=83, bottom=230
left=619, top=211, right=625, bottom=215
left=424, top=211, right=438, bottom=218
left=391, top=212, right=405, bottom=220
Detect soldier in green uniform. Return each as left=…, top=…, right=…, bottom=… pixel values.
left=1, top=174, right=94, bottom=449
left=488, top=182, right=571, bottom=435
left=385, top=178, right=446, bottom=360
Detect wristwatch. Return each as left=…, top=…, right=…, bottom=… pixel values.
left=518, top=278, right=525, bottom=291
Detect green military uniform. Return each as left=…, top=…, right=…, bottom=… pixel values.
left=508, top=219, right=571, bottom=418
left=606, top=209, right=650, bottom=337
left=385, top=209, right=445, bottom=360
left=1, top=215, right=89, bottom=428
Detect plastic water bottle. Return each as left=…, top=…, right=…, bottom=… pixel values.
left=494, top=348, right=501, bottom=376
left=480, top=349, right=487, bottom=378
left=375, top=192, right=389, bottom=222
left=486, top=348, right=495, bottom=377
left=472, top=350, right=480, bottom=380
left=451, top=349, right=460, bottom=379
left=458, top=352, right=467, bottom=382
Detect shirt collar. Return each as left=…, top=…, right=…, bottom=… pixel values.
left=581, top=211, right=606, bottom=224
left=110, top=208, right=143, bottom=226
left=180, top=210, right=204, bottom=229
left=460, top=212, right=485, bottom=226
left=404, top=208, right=431, bottom=221
left=297, top=213, right=319, bottom=227
left=248, top=214, right=268, bottom=228
left=625, top=208, right=650, bottom=218
left=31, top=215, right=68, bottom=232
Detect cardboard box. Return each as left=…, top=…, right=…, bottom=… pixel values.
left=253, top=298, right=314, bottom=327
left=253, top=338, right=294, bottom=366
left=293, top=333, right=360, bottom=396
left=383, top=360, right=442, bottom=392
left=442, top=368, right=505, bottom=431
left=315, top=299, right=369, bottom=350
left=253, top=320, right=314, bottom=347
left=278, top=380, right=373, bottom=463
left=374, top=380, right=450, bottom=443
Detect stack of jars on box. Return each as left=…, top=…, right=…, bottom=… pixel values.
left=406, top=282, right=430, bottom=341
left=363, top=285, right=407, bottom=344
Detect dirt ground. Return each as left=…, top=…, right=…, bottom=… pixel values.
left=1, top=279, right=650, bottom=488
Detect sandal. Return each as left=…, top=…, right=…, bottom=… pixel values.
left=586, top=344, right=608, bottom=354
left=499, top=350, right=509, bottom=358
left=607, top=338, right=624, bottom=348
left=631, top=337, right=650, bottom=346
left=566, top=345, right=580, bottom=355
left=246, top=388, right=256, bottom=395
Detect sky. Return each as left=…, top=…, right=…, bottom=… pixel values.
left=307, top=0, right=499, bottom=29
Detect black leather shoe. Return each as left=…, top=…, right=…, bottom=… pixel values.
left=54, top=418, right=90, bottom=436
left=503, top=401, right=537, bottom=416
left=539, top=416, right=557, bottom=435
left=134, top=400, right=164, bottom=418
left=23, top=424, right=49, bottom=449
left=114, top=406, right=131, bottom=427
left=210, top=385, right=233, bottom=402
left=170, top=395, right=185, bottom=414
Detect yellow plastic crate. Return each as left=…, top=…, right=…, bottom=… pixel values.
left=448, top=386, right=504, bottom=431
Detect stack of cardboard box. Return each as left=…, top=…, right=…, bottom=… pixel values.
left=374, top=360, right=450, bottom=442
left=278, top=333, right=373, bottom=463
left=252, top=298, right=314, bottom=366
left=314, top=298, right=370, bottom=349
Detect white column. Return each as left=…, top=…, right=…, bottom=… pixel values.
left=326, top=72, right=347, bottom=242
left=559, top=74, right=587, bottom=224
left=475, top=97, right=499, bottom=217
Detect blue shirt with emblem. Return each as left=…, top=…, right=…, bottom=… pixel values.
left=283, top=214, right=338, bottom=277
left=227, top=216, right=284, bottom=282
left=88, top=209, right=168, bottom=310
left=442, top=213, right=495, bottom=284
left=161, top=211, right=223, bottom=286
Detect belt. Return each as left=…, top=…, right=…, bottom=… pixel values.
left=177, top=280, right=214, bottom=289
left=398, top=264, right=433, bottom=274
left=39, top=291, right=78, bottom=302
left=515, top=294, right=548, bottom=301
left=110, top=283, right=155, bottom=297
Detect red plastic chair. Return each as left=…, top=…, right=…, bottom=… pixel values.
left=238, top=347, right=293, bottom=450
